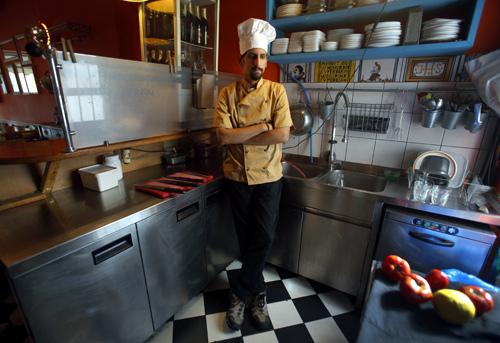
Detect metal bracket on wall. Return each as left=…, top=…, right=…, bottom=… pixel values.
left=0, top=160, right=60, bottom=212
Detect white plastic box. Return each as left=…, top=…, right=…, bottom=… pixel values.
left=78, top=164, right=118, bottom=192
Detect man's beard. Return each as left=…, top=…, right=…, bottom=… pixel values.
left=250, top=68, right=263, bottom=81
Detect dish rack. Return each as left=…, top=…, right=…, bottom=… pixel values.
left=345, top=102, right=394, bottom=134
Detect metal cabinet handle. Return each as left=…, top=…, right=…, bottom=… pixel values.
left=176, top=202, right=199, bottom=222
left=92, top=234, right=133, bottom=265
left=409, top=231, right=455, bottom=247
left=206, top=191, right=223, bottom=207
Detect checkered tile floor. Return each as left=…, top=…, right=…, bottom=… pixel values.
left=146, top=260, right=361, bottom=343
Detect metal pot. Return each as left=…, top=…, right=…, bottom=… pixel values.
left=290, top=103, right=313, bottom=136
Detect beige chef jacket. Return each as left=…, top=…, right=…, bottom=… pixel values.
left=214, top=78, right=292, bottom=185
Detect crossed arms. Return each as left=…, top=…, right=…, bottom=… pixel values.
left=216, top=124, right=290, bottom=145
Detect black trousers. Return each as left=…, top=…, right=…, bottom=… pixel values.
left=225, top=177, right=283, bottom=302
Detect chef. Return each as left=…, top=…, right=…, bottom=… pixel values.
left=214, top=18, right=293, bottom=331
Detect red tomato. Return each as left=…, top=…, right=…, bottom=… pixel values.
left=400, top=273, right=433, bottom=304
left=381, top=255, right=411, bottom=282
left=425, top=269, right=449, bottom=291
left=459, top=285, right=494, bottom=314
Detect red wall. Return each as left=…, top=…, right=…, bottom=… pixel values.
left=218, top=0, right=280, bottom=81
left=0, top=0, right=140, bottom=61
left=0, top=0, right=497, bottom=81
left=468, top=0, right=500, bottom=53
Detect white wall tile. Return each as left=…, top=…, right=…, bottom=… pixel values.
left=376, top=112, right=412, bottom=142
left=320, top=134, right=348, bottom=161
left=372, top=140, right=406, bottom=168
left=407, top=114, right=444, bottom=145
left=283, top=135, right=299, bottom=154
left=440, top=146, right=479, bottom=176
left=351, top=90, right=383, bottom=104
left=345, top=137, right=375, bottom=164
left=442, top=125, right=484, bottom=149
left=403, top=143, right=440, bottom=169
left=297, top=133, right=322, bottom=158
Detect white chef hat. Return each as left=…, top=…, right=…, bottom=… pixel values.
left=238, top=18, right=276, bottom=55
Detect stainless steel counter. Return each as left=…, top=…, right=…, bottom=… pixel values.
left=281, top=154, right=500, bottom=227
left=289, top=177, right=500, bottom=226
left=0, top=157, right=498, bottom=277
left=0, top=162, right=222, bottom=277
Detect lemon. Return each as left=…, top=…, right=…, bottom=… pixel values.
left=433, top=289, right=476, bottom=325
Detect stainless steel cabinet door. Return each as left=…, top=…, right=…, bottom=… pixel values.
left=205, top=188, right=239, bottom=279
left=137, top=193, right=207, bottom=330
left=299, top=212, right=370, bottom=296
left=268, top=205, right=303, bottom=273
left=13, top=224, right=153, bottom=343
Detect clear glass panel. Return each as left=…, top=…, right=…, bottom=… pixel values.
left=15, top=63, right=30, bottom=94
left=7, top=64, right=20, bottom=93
left=2, top=50, right=18, bottom=63
left=22, top=66, right=38, bottom=94
left=0, top=73, right=7, bottom=94
left=58, top=52, right=184, bottom=149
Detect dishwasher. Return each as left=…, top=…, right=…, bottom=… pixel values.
left=374, top=207, right=497, bottom=279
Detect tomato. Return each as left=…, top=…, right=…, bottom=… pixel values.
left=425, top=269, right=449, bottom=291
left=459, top=285, right=494, bottom=314
left=400, top=273, right=433, bottom=304
left=381, top=255, right=411, bottom=282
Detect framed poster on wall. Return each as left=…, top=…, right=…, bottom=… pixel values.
left=405, top=56, right=453, bottom=82
left=314, top=61, right=356, bottom=83
left=359, top=59, right=398, bottom=82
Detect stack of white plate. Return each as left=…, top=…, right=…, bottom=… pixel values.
left=356, top=0, right=382, bottom=7
left=276, top=3, right=303, bottom=18
left=327, top=28, right=354, bottom=42
left=340, top=33, right=364, bottom=49
left=364, top=21, right=402, bottom=47
left=271, top=38, right=289, bottom=55
left=304, top=0, right=328, bottom=14
left=332, top=0, right=354, bottom=10
left=288, top=31, right=305, bottom=53
left=303, top=30, right=325, bottom=52
left=321, top=41, right=338, bottom=51
left=421, top=18, right=461, bottom=43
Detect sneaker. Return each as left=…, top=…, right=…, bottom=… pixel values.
left=226, top=292, right=245, bottom=330
left=250, top=292, right=272, bottom=330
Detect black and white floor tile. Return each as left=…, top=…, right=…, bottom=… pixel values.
left=147, top=261, right=361, bottom=343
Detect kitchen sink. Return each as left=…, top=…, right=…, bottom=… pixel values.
left=281, top=161, right=328, bottom=179
left=318, top=170, right=387, bottom=193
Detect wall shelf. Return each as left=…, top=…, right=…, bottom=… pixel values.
left=269, top=40, right=471, bottom=63
left=266, top=0, right=485, bottom=63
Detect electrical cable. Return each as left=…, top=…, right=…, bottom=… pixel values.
left=130, top=147, right=166, bottom=153
left=282, top=0, right=391, bottom=151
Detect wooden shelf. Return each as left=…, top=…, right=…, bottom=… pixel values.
left=266, top=0, right=485, bottom=63
left=0, top=128, right=215, bottom=164
left=181, top=41, right=214, bottom=51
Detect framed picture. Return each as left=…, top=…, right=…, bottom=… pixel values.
left=359, top=59, right=398, bottom=82
left=284, top=63, right=310, bottom=83
left=313, top=61, right=357, bottom=83
left=405, top=56, right=453, bottom=82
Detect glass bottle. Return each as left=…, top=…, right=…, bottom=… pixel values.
left=201, top=7, right=209, bottom=47
left=187, top=2, right=196, bottom=44
left=180, top=3, right=187, bottom=42
left=194, top=5, right=202, bottom=45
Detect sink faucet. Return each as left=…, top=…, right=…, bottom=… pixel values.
left=328, top=92, right=349, bottom=170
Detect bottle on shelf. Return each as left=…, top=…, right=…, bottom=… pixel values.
left=201, top=7, right=209, bottom=47
left=180, top=3, right=187, bottom=42
left=187, top=2, right=196, bottom=44
left=194, top=5, right=202, bottom=45
left=146, top=8, right=153, bottom=38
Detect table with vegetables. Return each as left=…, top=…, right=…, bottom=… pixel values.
left=357, top=255, right=500, bottom=342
